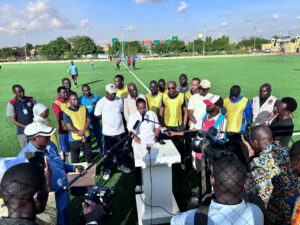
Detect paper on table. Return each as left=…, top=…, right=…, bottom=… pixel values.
left=67, top=163, right=96, bottom=187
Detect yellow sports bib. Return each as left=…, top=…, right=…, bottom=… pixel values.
left=163, top=93, right=184, bottom=127
left=224, top=97, right=248, bottom=132
left=64, top=106, right=90, bottom=140
left=146, top=93, right=162, bottom=116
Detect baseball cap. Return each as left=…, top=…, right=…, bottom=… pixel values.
left=200, top=79, right=211, bottom=89
left=203, top=95, right=223, bottom=107
left=105, top=83, right=117, bottom=94
left=24, top=122, right=56, bottom=138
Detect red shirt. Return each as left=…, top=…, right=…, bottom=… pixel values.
left=53, top=96, right=69, bottom=134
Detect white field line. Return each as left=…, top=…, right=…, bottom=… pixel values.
left=121, top=62, right=150, bottom=93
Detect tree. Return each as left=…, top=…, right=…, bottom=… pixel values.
left=0, top=48, right=17, bottom=58
left=237, top=37, right=269, bottom=50
left=69, top=36, right=97, bottom=56
left=151, top=43, right=169, bottom=56
left=124, top=41, right=142, bottom=55
left=39, top=37, right=71, bottom=58
left=212, top=36, right=232, bottom=52
left=108, top=41, right=121, bottom=56
left=96, top=46, right=105, bottom=54
left=169, top=40, right=186, bottom=53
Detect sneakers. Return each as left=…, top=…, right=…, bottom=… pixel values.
left=103, top=170, right=111, bottom=181
left=117, top=165, right=131, bottom=173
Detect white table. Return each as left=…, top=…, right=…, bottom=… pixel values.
left=133, top=140, right=181, bottom=225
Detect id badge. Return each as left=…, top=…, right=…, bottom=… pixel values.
left=22, top=108, right=28, bottom=115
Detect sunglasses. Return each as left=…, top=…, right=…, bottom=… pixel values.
left=168, top=87, right=175, bottom=90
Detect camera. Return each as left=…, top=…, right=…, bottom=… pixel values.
left=85, top=185, right=114, bottom=219
left=190, top=128, right=249, bottom=169
left=191, top=127, right=225, bottom=154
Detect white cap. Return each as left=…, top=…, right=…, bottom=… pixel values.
left=200, top=79, right=211, bottom=89
left=105, top=83, right=117, bottom=94
left=24, top=122, right=56, bottom=137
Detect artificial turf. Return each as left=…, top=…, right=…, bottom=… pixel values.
left=0, top=55, right=299, bottom=224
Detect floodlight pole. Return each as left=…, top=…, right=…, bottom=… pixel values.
left=193, top=36, right=195, bottom=56
left=253, top=27, right=256, bottom=51
left=202, top=26, right=206, bottom=56
left=121, top=26, right=124, bottom=56
left=22, top=27, right=27, bottom=61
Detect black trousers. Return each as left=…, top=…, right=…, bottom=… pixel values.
left=69, top=140, right=93, bottom=163
left=165, top=124, right=185, bottom=163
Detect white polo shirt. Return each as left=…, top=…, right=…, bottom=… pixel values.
left=94, top=96, right=125, bottom=136
left=188, top=92, right=213, bottom=129
left=127, top=110, right=159, bottom=144
left=171, top=199, right=264, bottom=225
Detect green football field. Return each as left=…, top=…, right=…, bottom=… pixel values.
left=0, top=55, right=300, bottom=224
left=1, top=55, right=300, bottom=156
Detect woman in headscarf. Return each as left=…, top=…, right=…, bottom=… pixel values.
left=33, top=103, right=59, bottom=148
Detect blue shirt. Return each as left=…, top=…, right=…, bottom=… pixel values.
left=68, top=64, right=78, bottom=75
left=17, top=141, right=74, bottom=211
left=221, top=96, right=253, bottom=132
left=79, top=94, right=101, bottom=129
left=79, top=94, right=100, bottom=114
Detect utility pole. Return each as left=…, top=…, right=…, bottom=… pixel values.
left=22, top=27, right=27, bottom=61
left=202, top=26, right=206, bottom=56
left=253, top=27, right=256, bottom=51
left=121, top=26, right=124, bottom=56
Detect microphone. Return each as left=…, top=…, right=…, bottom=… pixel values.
left=129, top=120, right=140, bottom=135
left=141, top=113, right=145, bottom=122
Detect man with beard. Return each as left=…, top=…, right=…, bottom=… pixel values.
left=123, top=83, right=147, bottom=123
left=185, top=78, right=200, bottom=104
left=252, top=83, right=278, bottom=126
left=188, top=79, right=213, bottom=130
left=158, top=79, right=167, bottom=94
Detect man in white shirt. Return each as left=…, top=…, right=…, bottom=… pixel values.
left=171, top=156, right=264, bottom=225
left=94, top=83, right=131, bottom=181
left=124, top=83, right=147, bottom=123
left=127, top=98, right=160, bottom=192
left=252, top=83, right=277, bottom=126
left=188, top=79, right=213, bottom=130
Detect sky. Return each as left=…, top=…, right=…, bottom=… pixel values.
left=0, top=0, right=300, bottom=47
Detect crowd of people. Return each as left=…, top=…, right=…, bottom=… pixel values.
left=1, top=62, right=300, bottom=225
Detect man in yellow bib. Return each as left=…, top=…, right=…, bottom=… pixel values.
left=160, top=81, right=187, bottom=162
left=223, top=85, right=252, bottom=134
left=114, top=74, right=128, bottom=99
left=145, top=80, right=162, bottom=118
left=63, top=92, right=93, bottom=163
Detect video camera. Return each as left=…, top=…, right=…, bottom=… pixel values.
left=190, top=128, right=250, bottom=169
left=85, top=185, right=114, bottom=219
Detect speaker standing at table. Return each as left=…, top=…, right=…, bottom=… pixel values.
left=127, top=98, right=161, bottom=193
left=128, top=98, right=181, bottom=224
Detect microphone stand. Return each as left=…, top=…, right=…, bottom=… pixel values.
left=63, top=120, right=140, bottom=190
